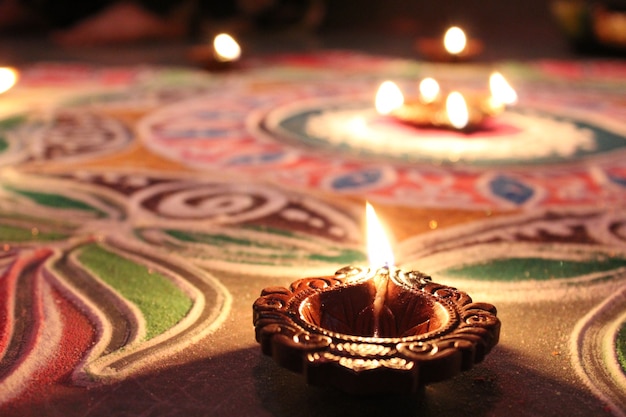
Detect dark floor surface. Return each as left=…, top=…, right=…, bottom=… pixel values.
left=0, top=0, right=589, bottom=67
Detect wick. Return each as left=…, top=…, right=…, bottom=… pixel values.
left=372, top=266, right=390, bottom=337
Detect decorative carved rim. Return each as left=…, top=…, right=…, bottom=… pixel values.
left=253, top=266, right=501, bottom=394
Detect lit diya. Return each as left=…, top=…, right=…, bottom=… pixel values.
left=416, top=26, right=484, bottom=61
left=0, top=67, right=18, bottom=95
left=0, top=67, right=20, bottom=118
left=253, top=203, right=500, bottom=394
left=376, top=72, right=517, bottom=131
left=188, top=33, right=242, bottom=71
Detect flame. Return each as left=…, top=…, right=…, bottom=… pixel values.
left=366, top=202, right=394, bottom=268
left=443, top=26, right=467, bottom=55
left=489, top=72, right=517, bottom=106
left=375, top=81, right=404, bottom=115
left=446, top=91, right=469, bottom=129
left=0, top=67, right=18, bottom=95
left=213, top=33, right=241, bottom=62
left=419, top=77, right=440, bottom=103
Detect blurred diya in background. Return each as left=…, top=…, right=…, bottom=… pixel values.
left=0, top=66, right=20, bottom=117
left=416, top=26, right=484, bottom=61
left=376, top=72, right=518, bottom=131
left=0, top=67, right=18, bottom=95
left=261, top=68, right=620, bottom=166
left=188, top=33, right=242, bottom=70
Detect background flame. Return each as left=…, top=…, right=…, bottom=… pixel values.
left=443, top=26, right=467, bottom=55
left=489, top=72, right=518, bottom=105
left=0, top=68, right=18, bottom=95
left=213, top=34, right=241, bottom=62
left=446, top=91, right=469, bottom=129
left=419, top=77, right=440, bottom=103
left=375, top=81, right=404, bottom=115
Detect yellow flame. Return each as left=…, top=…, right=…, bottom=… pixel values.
left=0, top=67, right=18, bottom=95
left=446, top=91, right=469, bottom=129
left=419, top=77, right=440, bottom=103
left=366, top=202, right=394, bottom=268
left=489, top=72, right=517, bottom=106
left=213, top=33, right=241, bottom=62
left=375, top=81, right=404, bottom=115
left=443, top=26, right=467, bottom=55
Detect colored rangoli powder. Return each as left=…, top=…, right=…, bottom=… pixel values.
left=0, top=115, right=25, bottom=152
left=442, top=257, right=626, bottom=282
left=77, top=244, right=193, bottom=340
left=164, top=228, right=366, bottom=265
left=0, top=224, right=67, bottom=242
left=617, top=321, right=626, bottom=374
left=166, top=229, right=273, bottom=248
left=6, top=187, right=106, bottom=216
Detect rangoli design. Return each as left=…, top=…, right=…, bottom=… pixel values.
left=0, top=167, right=366, bottom=406
left=136, top=59, right=626, bottom=210
left=0, top=56, right=625, bottom=415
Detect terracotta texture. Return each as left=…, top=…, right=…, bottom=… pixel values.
left=253, top=266, right=501, bottom=394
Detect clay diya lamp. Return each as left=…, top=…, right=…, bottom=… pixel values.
left=188, top=33, right=242, bottom=71
left=376, top=73, right=517, bottom=131
left=253, top=203, right=501, bottom=394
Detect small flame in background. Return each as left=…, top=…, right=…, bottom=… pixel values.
left=443, top=26, right=467, bottom=55
left=419, top=77, right=440, bottom=103
left=446, top=91, right=469, bottom=129
left=489, top=72, right=518, bottom=106
left=0, top=67, right=18, bottom=95
left=366, top=202, right=394, bottom=268
left=213, top=33, right=241, bottom=62
left=375, top=81, right=404, bottom=115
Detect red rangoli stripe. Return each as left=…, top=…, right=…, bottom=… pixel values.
left=0, top=249, right=52, bottom=361
left=37, top=285, right=96, bottom=384
left=0, top=256, right=18, bottom=359
left=8, top=285, right=97, bottom=406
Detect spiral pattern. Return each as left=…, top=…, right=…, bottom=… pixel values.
left=289, top=276, right=343, bottom=293
left=135, top=181, right=288, bottom=223
left=462, top=310, right=499, bottom=327
left=253, top=292, right=291, bottom=312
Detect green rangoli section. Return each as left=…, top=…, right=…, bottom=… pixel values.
left=617, top=321, right=626, bottom=374
left=166, top=229, right=282, bottom=249
left=308, top=250, right=366, bottom=264
left=5, top=186, right=106, bottom=216
left=0, top=115, right=25, bottom=129
left=77, top=243, right=193, bottom=340
left=163, top=229, right=366, bottom=265
left=0, top=223, right=68, bottom=242
left=0, top=115, right=24, bottom=153
left=442, top=257, right=626, bottom=282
